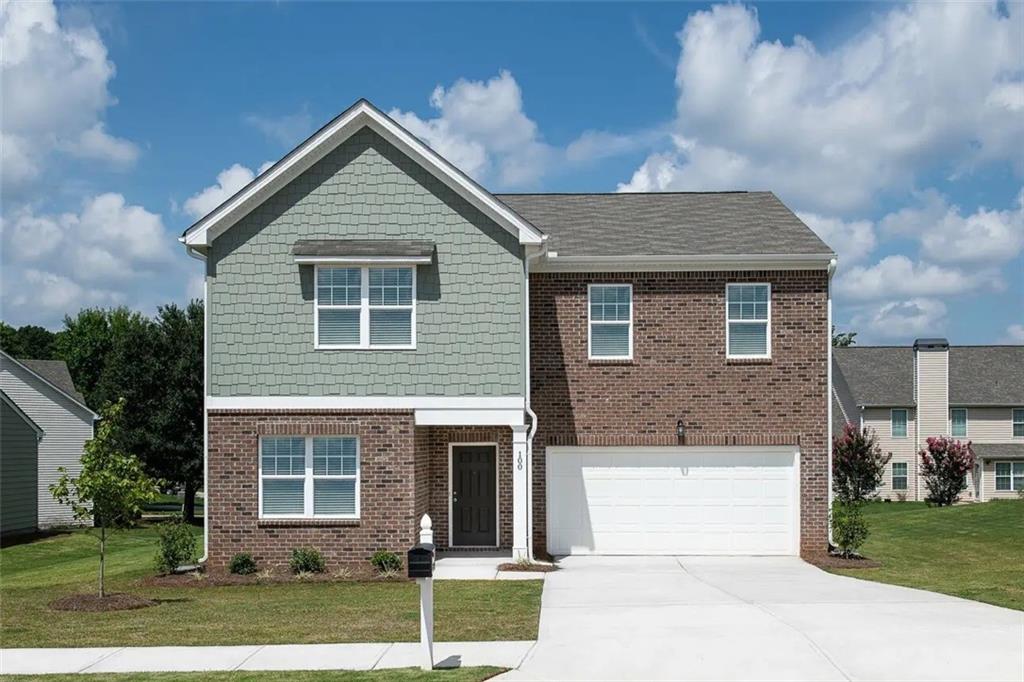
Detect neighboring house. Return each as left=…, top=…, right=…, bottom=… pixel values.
left=833, top=340, right=1024, bottom=502
left=180, top=99, right=835, bottom=570
left=0, top=352, right=97, bottom=532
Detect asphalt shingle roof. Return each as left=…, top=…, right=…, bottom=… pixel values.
left=292, top=239, right=435, bottom=259
left=19, top=358, right=87, bottom=405
left=972, top=443, right=1024, bottom=460
left=833, top=347, right=915, bottom=407
left=495, top=192, right=833, bottom=258
left=949, top=346, right=1024, bottom=405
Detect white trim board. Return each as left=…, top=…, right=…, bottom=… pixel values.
left=181, top=99, right=544, bottom=249
left=206, top=396, right=525, bottom=410
left=533, top=253, right=834, bottom=273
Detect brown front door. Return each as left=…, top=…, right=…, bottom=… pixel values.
left=451, top=445, right=497, bottom=546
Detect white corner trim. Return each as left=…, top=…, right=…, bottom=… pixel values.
left=182, top=100, right=543, bottom=248
left=206, top=396, right=525, bottom=411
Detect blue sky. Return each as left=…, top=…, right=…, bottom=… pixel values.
left=2, top=1, right=1021, bottom=345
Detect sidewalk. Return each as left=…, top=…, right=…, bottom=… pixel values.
left=0, top=641, right=536, bottom=675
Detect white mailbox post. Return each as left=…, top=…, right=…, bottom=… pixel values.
left=413, top=514, right=435, bottom=671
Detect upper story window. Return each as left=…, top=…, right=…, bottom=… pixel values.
left=588, top=284, right=632, bottom=360
left=260, top=436, right=360, bottom=518
left=726, top=283, right=770, bottom=359
left=1013, top=409, right=1024, bottom=438
left=891, top=409, right=908, bottom=438
left=950, top=408, right=968, bottom=438
left=315, top=266, right=415, bottom=349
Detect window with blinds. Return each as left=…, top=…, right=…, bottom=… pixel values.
left=726, top=283, right=770, bottom=358
left=315, top=266, right=415, bottom=348
left=589, top=284, right=632, bottom=359
left=260, top=436, right=360, bottom=517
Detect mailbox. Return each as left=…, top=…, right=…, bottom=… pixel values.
left=408, top=542, right=435, bottom=579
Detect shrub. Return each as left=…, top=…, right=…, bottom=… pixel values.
left=229, top=552, right=258, bottom=575
left=370, top=550, right=402, bottom=575
left=831, top=502, right=869, bottom=558
left=919, top=437, right=975, bottom=506
left=154, top=518, right=198, bottom=574
left=290, top=547, right=325, bottom=574
left=832, top=423, right=891, bottom=503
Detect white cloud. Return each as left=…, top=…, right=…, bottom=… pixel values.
left=10, top=268, right=124, bottom=316
left=0, top=0, right=138, bottom=191
left=183, top=163, right=269, bottom=220
left=796, top=212, right=875, bottom=265
left=244, top=107, right=314, bottom=147
left=1005, top=324, right=1024, bottom=343
left=835, top=255, right=1003, bottom=301
left=619, top=2, right=1024, bottom=212
left=389, top=70, right=553, bottom=188
left=880, top=188, right=1024, bottom=264
left=850, top=298, right=948, bottom=341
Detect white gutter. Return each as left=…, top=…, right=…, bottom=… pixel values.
left=827, top=257, right=837, bottom=548
left=534, top=252, right=835, bottom=273
left=523, top=237, right=549, bottom=561
left=183, top=239, right=210, bottom=564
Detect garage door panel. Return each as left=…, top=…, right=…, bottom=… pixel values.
left=547, top=447, right=798, bottom=556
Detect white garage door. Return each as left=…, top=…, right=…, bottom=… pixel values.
left=546, top=446, right=799, bottom=556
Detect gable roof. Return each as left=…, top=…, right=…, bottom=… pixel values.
left=0, top=351, right=98, bottom=419
left=497, top=191, right=834, bottom=265
left=833, top=347, right=915, bottom=407
left=0, top=389, right=44, bottom=437
left=949, top=346, right=1024, bottom=405
left=181, top=99, right=544, bottom=250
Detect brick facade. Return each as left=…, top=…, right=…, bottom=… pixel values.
left=529, top=270, right=830, bottom=558
left=206, top=410, right=512, bottom=572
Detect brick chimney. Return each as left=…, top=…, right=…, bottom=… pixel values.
left=913, top=338, right=949, bottom=441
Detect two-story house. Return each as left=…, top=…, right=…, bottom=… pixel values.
left=833, top=340, right=1024, bottom=502
left=181, top=100, right=835, bottom=571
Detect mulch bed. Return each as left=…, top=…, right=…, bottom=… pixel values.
left=50, top=593, right=157, bottom=612
left=141, top=568, right=394, bottom=588
left=498, top=562, right=559, bottom=573
left=807, top=554, right=882, bottom=569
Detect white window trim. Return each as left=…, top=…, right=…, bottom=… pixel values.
left=587, top=283, right=633, bottom=361
left=314, top=264, right=416, bottom=350
left=892, top=462, right=908, bottom=491
left=994, top=461, right=1024, bottom=492
left=891, top=408, right=908, bottom=439
left=258, top=435, right=361, bottom=519
left=725, top=282, right=772, bottom=360
left=1012, top=408, right=1024, bottom=439
left=950, top=407, right=968, bottom=438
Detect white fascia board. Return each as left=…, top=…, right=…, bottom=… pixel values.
left=206, top=396, right=525, bottom=411
left=182, top=101, right=544, bottom=248
left=293, top=255, right=433, bottom=265
left=415, top=408, right=525, bottom=426
left=0, top=351, right=99, bottom=420
left=533, top=253, right=836, bottom=273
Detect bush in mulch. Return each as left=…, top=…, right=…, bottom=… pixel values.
left=498, top=562, right=559, bottom=573
left=141, top=565, right=379, bottom=588
left=50, top=593, right=157, bottom=612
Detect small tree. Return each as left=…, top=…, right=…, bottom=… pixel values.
left=832, top=423, right=891, bottom=503
left=50, top=399, right=159, bottom=597
left=831, top=501, right=869, bottom=558
left=919, top=437, right=975, bottom=506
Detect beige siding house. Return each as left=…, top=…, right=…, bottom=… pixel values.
left=832, top=340, right=1024, bottom=502
left=0, top=352, right=97, bottom=531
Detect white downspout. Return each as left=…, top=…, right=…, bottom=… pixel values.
left=827, top=257, right=837, bottom=547
left=524, top=238, right=548, bottom=561
left=184, top=242, right=209, bottom=564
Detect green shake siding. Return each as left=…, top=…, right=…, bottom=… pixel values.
left=208, top=128, right=525, bottom=397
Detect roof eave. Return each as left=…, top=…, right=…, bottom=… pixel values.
left=0, top=351, right=99, bottom=420
left=533, top=252, right=836, bottom=273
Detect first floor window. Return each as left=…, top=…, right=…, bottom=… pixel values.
left=1013, top=409, right=1024, bottom=438
left=260, top=436, right=360, bottom=517
left=950, top=408, right=967, bottom=437
left=726, top=283, right=770, bottom=358
left=316, top=266, right=414, bottom=348
left=589, top=284, right=632, bottom=359
left=995, top=461, right=1024, bottom=491
left=892, top=462, right=908, bottom=490
left=891, top=409, right=908, bottom=438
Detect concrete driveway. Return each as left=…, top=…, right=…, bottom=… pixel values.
left=503, top=556, right=1023, bottom=681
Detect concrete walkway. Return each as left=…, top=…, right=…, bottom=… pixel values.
left=0, top=641, right=536, bottom=675
left=434, top=553, right=549, bottom=580
left=501, top=556, right=1024, bottom=681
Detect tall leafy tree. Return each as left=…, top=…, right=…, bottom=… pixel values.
left=0, top=322, right=60, bottom=359
left=54, top=308, right=115, bottom=407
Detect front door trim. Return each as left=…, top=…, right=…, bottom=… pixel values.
left=448, top=442, right=499, bottom=548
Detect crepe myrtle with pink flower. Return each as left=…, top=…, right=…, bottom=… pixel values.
left=919, top=437, right=976, bottom=507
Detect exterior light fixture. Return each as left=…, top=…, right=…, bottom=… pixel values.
left=676, top=419, right=686, bottom=442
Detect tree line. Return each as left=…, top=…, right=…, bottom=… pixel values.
left=1, top=303, right=203, bottom=522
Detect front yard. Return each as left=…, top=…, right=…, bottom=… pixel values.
left=0, top=524, right=542, bottom=648
left=829, top=499, right=1024, bottom=611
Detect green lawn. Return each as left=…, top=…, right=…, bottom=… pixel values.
left=4, top=669, right=503, bottom=682
left=0, top=524, right=542, bottom=648
left=830, top=500, right=1024, bottom=611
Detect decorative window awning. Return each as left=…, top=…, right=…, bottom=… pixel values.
left=292, top=239, right=434, bottom=265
